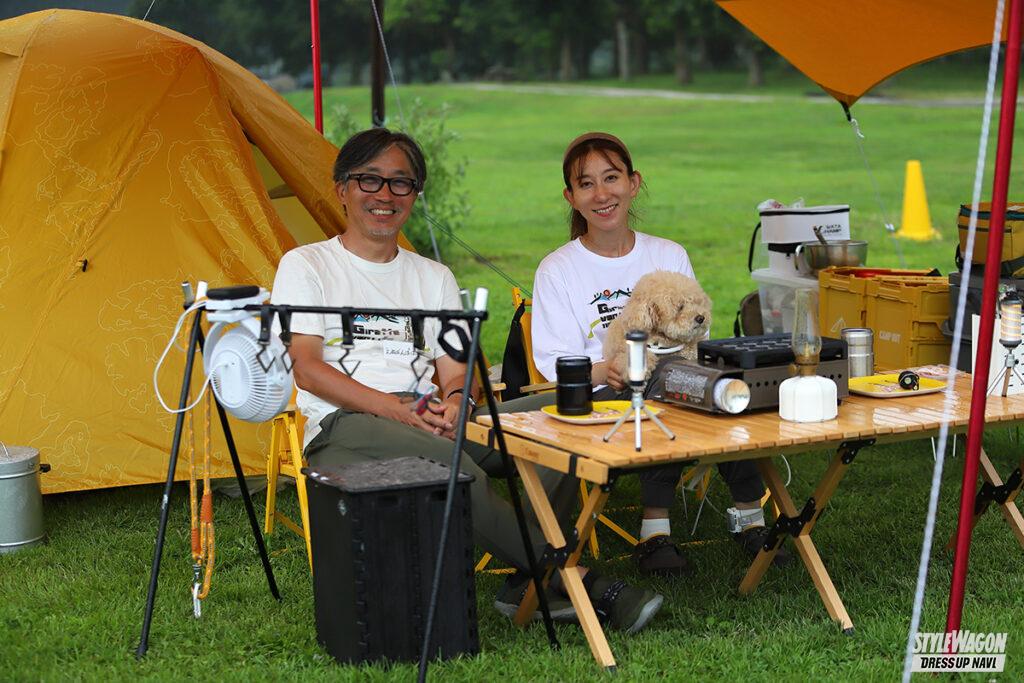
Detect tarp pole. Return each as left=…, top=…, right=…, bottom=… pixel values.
left=945, top=0, right=1024, bottom=637
left=310, top=0, right=323, bottom=133
left=371, top=0, right=386, bottom=127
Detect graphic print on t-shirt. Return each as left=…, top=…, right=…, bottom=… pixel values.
left=587, top=287, right=632, bottom=339
left=324, top=314, right=423, bottom=362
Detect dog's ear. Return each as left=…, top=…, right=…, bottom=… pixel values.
left=615, top=297, right=655, bottom=336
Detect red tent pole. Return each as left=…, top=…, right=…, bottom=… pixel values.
left=945, top=0, right=1024, bottom=637
left=310, top=0, right=323, bottom=133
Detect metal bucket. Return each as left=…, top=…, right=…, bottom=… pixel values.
left=0, top=445, right=48, bottom=553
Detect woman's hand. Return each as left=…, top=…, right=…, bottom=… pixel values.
left=592, top=360, right=626, bottom=390
left=605, top=361, right=626, bottom=391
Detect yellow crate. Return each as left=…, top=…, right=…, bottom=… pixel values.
left=865, top=277, right=951, bottom=371
left=873, top=339, right=953, bottom=373
left=818, top=267, right=935, bottom=338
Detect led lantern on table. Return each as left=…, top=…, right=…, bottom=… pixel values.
left=778, top=288, right=838, bottom=422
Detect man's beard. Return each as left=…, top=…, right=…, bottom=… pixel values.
left=366, top=225, right=400, bottom=240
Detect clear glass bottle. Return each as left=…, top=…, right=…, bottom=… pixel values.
left=791, top=287, right=821, bottom=375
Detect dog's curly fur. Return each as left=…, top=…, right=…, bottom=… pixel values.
left=603, top=271, right=712, bottom=380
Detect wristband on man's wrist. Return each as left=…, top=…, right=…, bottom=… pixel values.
left=446, top=388, right=477, bottom=409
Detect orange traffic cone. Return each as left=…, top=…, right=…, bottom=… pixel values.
left=896, top=160, right=938, bottom=240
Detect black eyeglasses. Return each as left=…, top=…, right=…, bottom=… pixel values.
left=344, top=173, right=419, bottom=196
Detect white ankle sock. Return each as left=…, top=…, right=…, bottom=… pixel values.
left=640, top=518, right=671, bottom=541
left=737, top=507, right=765, bottom=530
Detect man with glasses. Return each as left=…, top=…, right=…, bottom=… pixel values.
left=270, top=128, right=665, bottom=635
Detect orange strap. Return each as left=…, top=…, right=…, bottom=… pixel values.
left=188, top=389, right=215, bottom=601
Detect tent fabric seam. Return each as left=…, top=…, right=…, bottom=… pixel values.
left=0, top=11, right=56, bottom=172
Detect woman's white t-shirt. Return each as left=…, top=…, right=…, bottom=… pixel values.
left=530, top=231, right=697, bottom=382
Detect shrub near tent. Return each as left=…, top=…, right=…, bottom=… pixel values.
left=0, top=9, right=391, bottom=494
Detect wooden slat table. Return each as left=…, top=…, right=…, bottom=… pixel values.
left=469, top=373, right=1024, bottom=670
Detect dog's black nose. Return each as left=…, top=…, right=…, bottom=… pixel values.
left=695, top=314, right=705, bottom=325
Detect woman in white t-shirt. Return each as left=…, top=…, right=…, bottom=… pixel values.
left=531, top=132, right=786, bottom=576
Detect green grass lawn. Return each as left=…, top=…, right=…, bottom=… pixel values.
left=291, top=71, right=1024, bottom=361
left=4, top=70, right=1024, bottom=681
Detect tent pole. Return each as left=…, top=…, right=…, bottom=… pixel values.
left=310, top=0, right=323, bottom=133
left=371, top=0, right=386, bottom=127
left=945, top=0, right=1024, bottom=638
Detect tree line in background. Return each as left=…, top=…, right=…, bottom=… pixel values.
left=128, top=0, right=779, bottom=86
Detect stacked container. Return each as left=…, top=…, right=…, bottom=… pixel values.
left=818, top=267, right=949, bottom=371
left=750, top=205, right=851, bottom=334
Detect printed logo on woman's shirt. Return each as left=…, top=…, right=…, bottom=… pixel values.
left=589, top=288, right=632, bottom=305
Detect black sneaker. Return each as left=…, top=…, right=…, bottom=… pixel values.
left=493, top=571, right=577, bottom=622
left=734, top=526, right=793, bottom=566
left=583, top=572, right=663, bottom=634
left=633, top=534, right=695, bottom=577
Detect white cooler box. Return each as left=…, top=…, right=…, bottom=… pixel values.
left=751, top=268, right=818, bottom=334
left=759, top=204, right=850, bottom=274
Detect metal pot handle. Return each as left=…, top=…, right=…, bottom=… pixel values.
left=793, top=243, right=804, bottom=271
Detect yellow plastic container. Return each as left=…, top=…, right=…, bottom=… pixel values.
left=818, top=267, right=936, bottom=338
left=865, top=277, right=951, bottom=371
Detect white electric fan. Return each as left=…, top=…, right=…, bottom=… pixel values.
left=203, top=287, right=293, bottom=423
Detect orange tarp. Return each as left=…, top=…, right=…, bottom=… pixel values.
left=717, top=0, right=1008, bottom=106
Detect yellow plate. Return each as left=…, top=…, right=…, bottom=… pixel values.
left=541, top=400, right=665, bottom=425
left=848, top=374, right=947, bottom=398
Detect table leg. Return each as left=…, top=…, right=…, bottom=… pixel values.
left=738, top=442, right=865, bottom=633
left=513, top=459, right=616, bottom=670
left=946, top=448, right=1024, bottom=551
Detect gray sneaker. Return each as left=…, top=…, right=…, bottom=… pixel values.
left=493, top=571, right=577, bottom=622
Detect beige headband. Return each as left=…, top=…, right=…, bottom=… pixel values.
left=562, top=131, right=632, bottom=167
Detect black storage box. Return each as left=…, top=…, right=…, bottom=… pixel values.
left=304, top=456, right=478, bottom=666
left=944, top=271, right=1022, bottom=371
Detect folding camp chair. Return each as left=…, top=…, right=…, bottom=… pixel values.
left=264, top=392, right=312, bottom=571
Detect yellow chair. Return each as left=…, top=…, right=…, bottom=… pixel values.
left=264, top=393, right=312, bottom=571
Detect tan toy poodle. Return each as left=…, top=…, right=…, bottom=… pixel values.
left=603, top=270, right=712, bottom=381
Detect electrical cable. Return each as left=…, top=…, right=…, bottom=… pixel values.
left=152, top=303, right=230, bottom=414
left=900, top=3, right=1005, bottom=680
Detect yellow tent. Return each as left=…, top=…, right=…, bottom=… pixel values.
left=717, top=0, right=1009, bottom=106
left=0, top=10, right=383, bottom=494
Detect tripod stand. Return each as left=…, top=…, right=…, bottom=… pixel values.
left=987, top=342, right=1024, bottom=396
left=136, top=305, right=280, bottom=658
left=602, top=330, right=675, bottom=451
left=602, top=381, right=676, bottom=451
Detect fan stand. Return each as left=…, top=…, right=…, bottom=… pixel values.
left=136, top=306, right=281, bottom=658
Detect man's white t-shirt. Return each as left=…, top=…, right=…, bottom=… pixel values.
left=271, top=237, right=461, bottom=446
left=531, top=231, right=697, bottom=382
